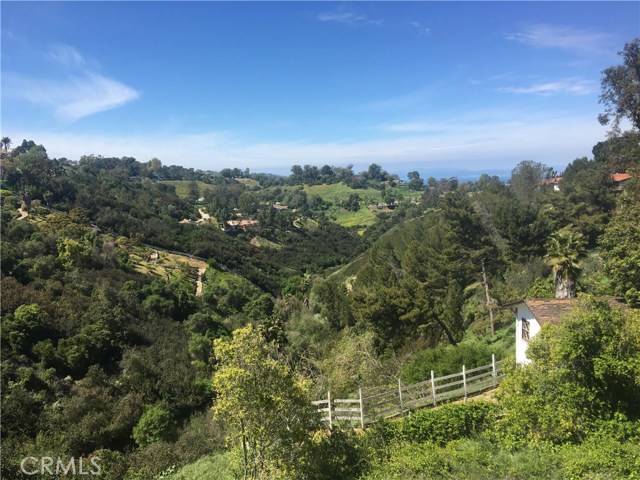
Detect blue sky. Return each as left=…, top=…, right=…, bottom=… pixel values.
left=2, top=1, right=639, bottom=178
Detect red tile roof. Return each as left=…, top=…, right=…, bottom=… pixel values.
left=611, top=173, right=632, bottom=182
left=540, top=176, right=563, bottom=185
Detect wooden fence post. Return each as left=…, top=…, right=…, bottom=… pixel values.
left=327, top=391, right=333, bottom=430
left=430, top=370, right=437, bottom=406
left=462, top=364, right=467, bottom=402
left=491, top=354, right=497, bottom=388
left=358, top=388, right=365, bottom=429
left=398, top=378, right=404, bottom=417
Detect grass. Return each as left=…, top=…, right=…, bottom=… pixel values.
left=293, top=217, right=319, bottom=230
left=164, top=453, right=234, bottom=480
left=234, top=177, right=260, bottom=187
left=161, top=180, right=216, bottom=199
left=303, top=182, right=383, bottom=204
left=127, top=244, right=207, bottom=279
left=250, top=236, right=283, bottom=250
left=328, top=206, right=378, bottom=229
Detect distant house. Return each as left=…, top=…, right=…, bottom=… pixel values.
left=272, top=203, right=289, bottom=210
left=225, top=219, right=260, bottom=232
left=611, top=172, right=632, bottom=190
left=507, top=297, right=626, bottom=364
left=540, top=176, right=563, bottom=191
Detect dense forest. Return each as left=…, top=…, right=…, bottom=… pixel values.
left=1, top=39, right=639, bottom=480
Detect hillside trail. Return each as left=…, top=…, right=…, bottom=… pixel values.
left=195, top=266, right=207, bottom=297
left=16, top=207, right=28, bottom=220
left=196, top=208, right=210, bottom=223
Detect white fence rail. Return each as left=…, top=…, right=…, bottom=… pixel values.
left=313, top=354, right=506, bottom=428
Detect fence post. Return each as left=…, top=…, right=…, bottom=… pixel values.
left=358, top=388, right=365, bottom=429
left=327, top=391, right=333, bottom=430
left=398, top=378, right=404, bottom=417
left=462, top=365, right=467, bottom=402
left=430, top=370, right=437, bottom=406
left=491, top=354, right=497, bottom=388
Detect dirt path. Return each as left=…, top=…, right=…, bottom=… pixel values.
left=196, top=208, right=210, bottom=223
left=16, top=207, right=28, bottom=220
left=195, top=266, right=207, bottom=297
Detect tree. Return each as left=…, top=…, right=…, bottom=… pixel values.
left=212, top=325, right=317, bottom=479
left=556, top=157, right=615, bottom=245
left=146, top=157, right=163, bottom=176
left=132, top=404, right=177, bottom=447
left=599, top=38, right=640, bottom=133
left=544, top=231, right=586, bottom=299
left=10, top=139, right=36, bottom=156
left=291, top=164, right=303, bottom=179
left=592, top=130, right=640, bottom=171
left=407, top=171, right=424, bottom=191
left=366, top=163, right=384, bottom=181
left=600, top=167, right=640, bottom=305
left=342, top=193, right=361, bottom=211
left=1, top=136, right=11, bottom=151
left=1, top=303, right=52, bottom=354
left=509, top=160, right=553, bottom=203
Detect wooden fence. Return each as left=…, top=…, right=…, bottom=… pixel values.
left=312, top=354, right=506, bottom=428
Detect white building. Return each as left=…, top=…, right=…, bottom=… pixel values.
left=508, top=297, right=626, bottom=365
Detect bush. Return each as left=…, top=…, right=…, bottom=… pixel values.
left=132, top=405, right=177, bottom=448
left=400, top=342, right=493, bottom=384
left=559, top=436, right=640, bottom=480
left=163, top=452, right=234, bottom=480
left=362, top=442, right=448, bottom=480
left=301, top=429, right=365, bottom=480
left=398, top=402, right=498, bottom=445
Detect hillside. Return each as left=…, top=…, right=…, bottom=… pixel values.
left=1, top=133, right=639, bottom=479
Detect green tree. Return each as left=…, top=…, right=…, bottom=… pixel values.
left=509, top=160, right=554, bottom=203
left=592, top=130, right=640, bottom=172
left=212, top=325, right=318, bottom=479
left=1, top=136, right=11, bottom=151
left=342, top=193, right=361, bottom=211
left=407, top=171, right=424, bottom=191
left=599, top=38, right=640, bottom=132
left=367, top=163, right=384, bottom=181
left=57, top=236, right=94, bottom=269
left=1, top=303, right=52, bottom=355
left=600, top=167, right=640, bottom=305
left=132, top=404, right=177, bottom=447
left=544, top=231, right=586, bottom=299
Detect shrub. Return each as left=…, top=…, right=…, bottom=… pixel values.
left=132, top=405, right=177, bottom=448
left=400, top=342, right=492, bottom=384
left=559, top=436, right=640, bottom=480
left=398, top=402, right=498, bottom=445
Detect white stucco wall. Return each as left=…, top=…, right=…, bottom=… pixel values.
left=515, top=304, right=542, bottom=365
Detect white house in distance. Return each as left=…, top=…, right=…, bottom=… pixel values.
left=508, top=297, right=626, bottom=364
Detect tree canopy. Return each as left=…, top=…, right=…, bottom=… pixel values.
left=599, top=37, right=640, bottom=133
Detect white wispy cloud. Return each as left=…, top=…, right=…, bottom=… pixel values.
left=505, top=24, right=611, bottom=54
left=499, top=78, right=596, bottom=96
left=409, top=21, right=430, bottom=35
left=4, top=43, right=139, bottom=122
left=45, top=43, right=85, bottom=66
left=317, top=8, right=382, bottom=26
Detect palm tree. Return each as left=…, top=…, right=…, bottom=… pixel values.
left=1, top=137, right=11, bottom=151
left=545, top=231, right=586, bottom=299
